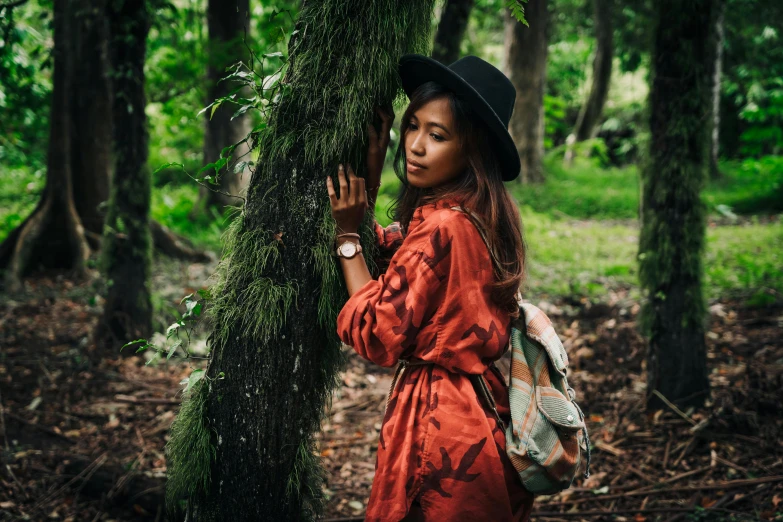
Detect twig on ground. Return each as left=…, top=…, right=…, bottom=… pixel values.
left=114, top=394, right=180, bottom=405
left=651, top=390, right=697, bottom=426
left=662, top=436, right=672, bottom=469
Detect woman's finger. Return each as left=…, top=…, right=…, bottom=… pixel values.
left=326, top=175, right=338, bottom=207
left=347, top=164, right=361, bottom=205
left=377, top=106, right=393, bottom=148
left=337, top=164, right=348, bottom=201
left=367, top=122, right=378, bottom=147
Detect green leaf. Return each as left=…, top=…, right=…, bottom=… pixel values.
left=184, top=369, right=206, bottom=394
left=234, top=161, right=248, bottom=173
left=197, top=100, right=218, bottom=118
left=220, top=144, right=237, bottom=159
left=153, top=162, right=185, bottom=175
left=167, top=340, right=183, bottom=360
left=231, top=104, right=254, bottom=121
left=122, top=339, right=147, bottom=352
left=210, top=101, right=223, bottom=120
left=166, top=320, right=184, bottom=338
left=507, top=0, right=529, bottom=26
left=145, top=351, right=162, bottom=367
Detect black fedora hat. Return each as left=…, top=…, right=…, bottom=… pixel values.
left=399, top=54, right=520, bottom=182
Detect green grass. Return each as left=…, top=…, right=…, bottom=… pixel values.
left=499, top=154, right=783, bottom=221
left=0, top=166, right=45, bottom=242
left=520, top=210, right=782, bottom=303
left=375, top=164, right=783, bottom=304
left=2, top=157, right=781, bottom=305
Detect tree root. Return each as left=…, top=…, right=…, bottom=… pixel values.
left=1, top=192, right=89, bottom=293
left=150, top=220, right=213, bottom=263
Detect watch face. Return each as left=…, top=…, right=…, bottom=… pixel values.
left=341, top=242, right=357, bottom=257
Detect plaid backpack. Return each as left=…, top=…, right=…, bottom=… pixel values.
left=450, top=206, right=591, bottom=495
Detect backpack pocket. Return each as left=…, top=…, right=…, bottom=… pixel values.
left=525, top=386, right=583, bottom=492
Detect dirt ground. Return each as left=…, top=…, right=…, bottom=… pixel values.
left=1, top=261, right=781, bottom=521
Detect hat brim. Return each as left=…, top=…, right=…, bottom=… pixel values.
left=399, top=54, right=520, bottom=182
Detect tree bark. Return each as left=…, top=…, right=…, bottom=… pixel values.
left=71, top=0, right=113, bottom=243
left=195, top=0, right=252, bottom=212
left=3, top=0, right=89, bottom=292
left=571, top=0, right=613, bottom=143
left=96, top=0, right=152, bottom=348
left=432, top=0, right=474, bottom=65
left=504, top=0, right=548, bottom=184
left=709, top=0, right=725, bottom=179
left=165, top=1, right=436, bottom=519
left=639, top=0, right=718, bottom=410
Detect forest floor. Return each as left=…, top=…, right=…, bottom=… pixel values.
left=1, top=256, right=782, bottom=521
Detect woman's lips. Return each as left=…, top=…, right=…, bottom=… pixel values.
left=406, top=160, right=426, bottom=173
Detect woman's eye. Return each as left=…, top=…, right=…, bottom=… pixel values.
left=431, top=133, right=444, bottom=142
left=408, top=122, right=418, bottom=130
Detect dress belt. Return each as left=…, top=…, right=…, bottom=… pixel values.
left=384, top=358, right=507, bottom=433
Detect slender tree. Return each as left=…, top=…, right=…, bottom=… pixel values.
left=567, top=0, right=613, bottom=161
left=709, top=0, right=725, bottom=179
left=432, top=0, right=474, bottom=64
left=96, top=0, right=153, bottom=347
left=195, top=0, right=252, bottom=212
left=71, top=0, right=113, bottom=244
left=639, top=0, right=720, bottom=410
left=164, top=1, right=435, bottom=519
left=504, top=0, right=548, bottom=183
left=2, top=0, right=90, bottom=292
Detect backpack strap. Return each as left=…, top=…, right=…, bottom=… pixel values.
left=450, top=206, right=591, bottom=478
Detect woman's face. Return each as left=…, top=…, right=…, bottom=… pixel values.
left=403, top=97, right=467, bottom=189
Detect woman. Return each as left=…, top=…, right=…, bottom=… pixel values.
left=325, top=54, right=533, bottom=521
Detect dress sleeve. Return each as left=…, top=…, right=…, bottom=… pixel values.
left=336, top=238, right=442, bottom=368
left=373, top=219, right=405, bottom=273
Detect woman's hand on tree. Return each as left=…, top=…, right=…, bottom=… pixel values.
left=326, top=164, right=368, bottom=234
left=366, top=105, right=394, bottom=191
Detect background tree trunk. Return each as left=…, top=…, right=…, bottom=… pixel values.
left=96, top=0, right=152, bottom=348
left=639, top=0, right=718, bottom=410
left=165, top=1, right=435, bottom=519
left=195, top=0, right=252, bottom=212
left=3, top=0, right=89, bottom=292
left=504, top=0, right=548, bottom=184
left=432, top=0, right=474, bottom=65
left=71, top=0, right=113, bottom=245
left=710, top=0, right=725, bottom=179
left=570, top=0, right=613, bottom=146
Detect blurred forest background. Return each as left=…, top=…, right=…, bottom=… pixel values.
left=0, top=0, right=781, bottom=520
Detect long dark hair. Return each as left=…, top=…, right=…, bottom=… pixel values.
left=387, top=81, right=527, bottom=318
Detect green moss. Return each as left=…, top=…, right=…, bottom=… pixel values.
left=165, top=377, right=214, bottom=515
left=207, top=211, right=298, bottom=352
left=285, top=439, right=326, bottom=520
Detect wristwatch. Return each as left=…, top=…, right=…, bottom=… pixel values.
left=334, top=240, right=362, bottom=259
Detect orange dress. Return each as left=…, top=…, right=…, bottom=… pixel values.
left=336, top=197, right=535, bottom=521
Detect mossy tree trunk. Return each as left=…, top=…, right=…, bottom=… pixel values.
left=165, top=1, right=435, bottom=520
left=96, top=0, right=152, bottom=348
left=639, top=0, right=720, bottom=410
left=568, top=0, right=613, bottom=156
left=504, top=0, right=548, bottom=184
left=432, top=0, right=474, bottom=65
left=2, top=0, right=90, bottom=293
left=194, top=0, right=252, bottom=212
left=71, top=0, right=113, bottom=245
